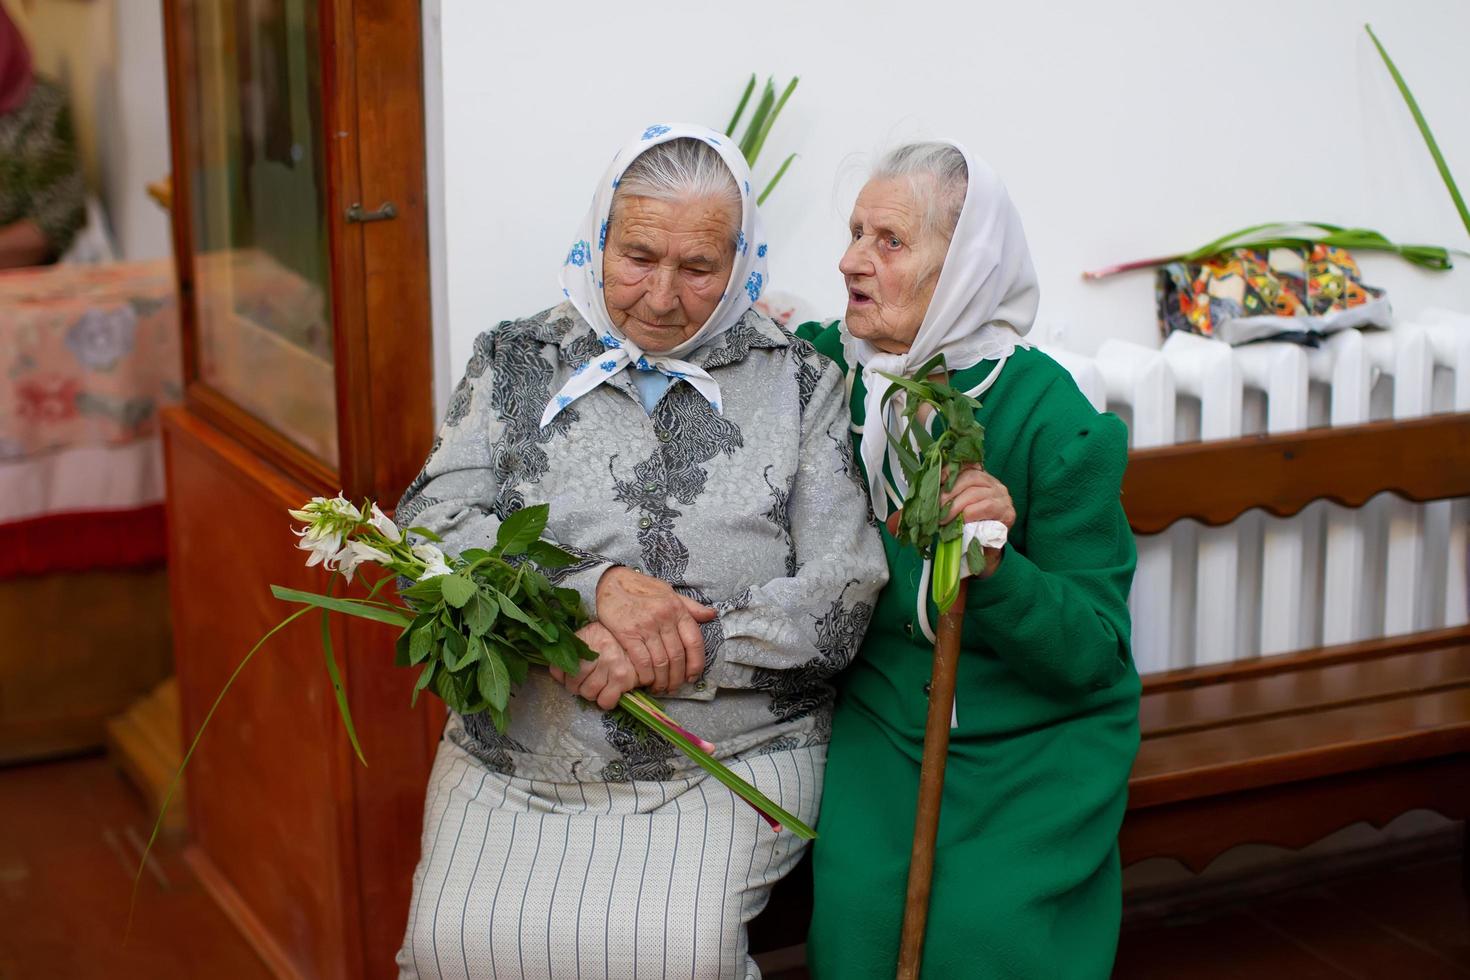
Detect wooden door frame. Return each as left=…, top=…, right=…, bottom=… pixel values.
left=160, top=0, right=435, bottom=504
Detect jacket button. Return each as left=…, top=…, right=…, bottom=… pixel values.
left=656, top=428, right=672, bottom=443
left=694, top=681, right=708, bottom=692
left=638, top=517, right=652, bottom=529
left=643, top=481, right=659, bottom=493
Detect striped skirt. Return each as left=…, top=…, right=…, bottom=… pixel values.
left=396, top=734, right=824, bottom=980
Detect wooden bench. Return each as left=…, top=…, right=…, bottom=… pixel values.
left=750, top=410, right=1470, bottom=958
left=1119, top=410, right=1470, bottom=874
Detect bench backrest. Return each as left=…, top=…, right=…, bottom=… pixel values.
left=1121, top=412, right=1470, bottom=534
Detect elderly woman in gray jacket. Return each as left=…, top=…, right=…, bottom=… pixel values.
left=394, top=124, right=887, bottom=979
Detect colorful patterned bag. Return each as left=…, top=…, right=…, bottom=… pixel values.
left=1157, top=245, right=1391, bottom=345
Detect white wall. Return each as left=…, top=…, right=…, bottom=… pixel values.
left=104, top=0, right=173, bottom=261
left=429, top=0, right=1470, bottom=398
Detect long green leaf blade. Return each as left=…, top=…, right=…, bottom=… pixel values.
left=619, top=694, right=815, bottom=838
left=725, top=73, right=756, bottom=136
left=131, top=604, right=316, bottom=928
left=746, top=76, right=798, bottom=167
left=1366, top=24, right=1470, bottom=238
left=757, top=152, right=797, bottom=206
left=270, top=585, right=413, bottom=627
left=320, top=579, right=367, bottom=767
left=739, top=80, right=777, bottom=160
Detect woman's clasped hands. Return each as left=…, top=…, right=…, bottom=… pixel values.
left=548, top=565, right=716, bottom=708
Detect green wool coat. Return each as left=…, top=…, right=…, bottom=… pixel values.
left=796, top=321, right=1141, bottom=980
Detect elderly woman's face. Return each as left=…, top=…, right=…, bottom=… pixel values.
left=839, top=177, right=950, bottom=355
left=602, top=195, right=737, bottom=352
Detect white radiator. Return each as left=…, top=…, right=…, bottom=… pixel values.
left=1040, top=310, right=1470, bottom=675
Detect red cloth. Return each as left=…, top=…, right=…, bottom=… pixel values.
left=0, top=505, right=167, bottom=579
left=0, top=7, right=33, bottom=115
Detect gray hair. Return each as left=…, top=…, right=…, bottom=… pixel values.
left=611, top=138, right=742, bottom=245
left=872, top=142, right=968, bottom=242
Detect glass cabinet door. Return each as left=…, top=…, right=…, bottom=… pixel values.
left=178, top=0, right=337, bottom=467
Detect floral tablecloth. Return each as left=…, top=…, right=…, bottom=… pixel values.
left=0, top=258, right=182, bottom=576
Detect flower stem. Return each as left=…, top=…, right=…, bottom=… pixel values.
left=619, top=694, right=815, bottom=838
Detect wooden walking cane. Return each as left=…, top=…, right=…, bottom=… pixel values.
left=895, top=577, right=968, bottom=980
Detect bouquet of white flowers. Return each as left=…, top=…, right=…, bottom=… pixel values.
left=136, top=495, right=812, bottom=897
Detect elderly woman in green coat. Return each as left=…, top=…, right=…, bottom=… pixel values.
left=798, top=141, right=1140, bottom=978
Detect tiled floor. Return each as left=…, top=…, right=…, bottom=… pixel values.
left=3, top=753, right=1465, bottom=978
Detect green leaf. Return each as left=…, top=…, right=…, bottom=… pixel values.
left=543, top=632, right=584, bottom=674
left=520, top=570, right=545, bottom=598
left=966, top=538, right=987, bottom=576
left=132, top=602, right=316, bottom=923
left=1366, top=24, right=1470, bottom=239
left=443, top=631, right=468, bottom=670
left=441, top=573, right=475, bottom=609
left=411, top=661, right=435, bottom=707
left=493, top=590, right=554, bottom=640
left=409, top=624, right=435, bottom=665
left=502, top=650, right=530, bottom=685
left=406, top=525, right=444, bottom=543
left=432, top=666, right=466, bottom=712
left=459, top=548, right=493, bottom=566
left=400, top=576, right=443, bottom=604
left=487, top=702, right=510, bottom=735
left=746, top=75, right=798, bottom=167
left=463, top=633, right=487, bottom=668
left=618, top=691, right=816, bottom=839
left=394, top=630, right=412, bottom=668
left=477, top=650, right=511, bottom=711
left=555, top=586, right=587, bottom=618
left=465, top=591, right=500, bottom=636
left=757, top=152, right=797, bottom=207
left=270, top=586, right=413, bottom=627
left=738, top=79, right=776, bottom=160
left=496, top=504, right=549, bottom=556
left=320, top=592, right=367, bottom=767
left=725, top=73, right=756, bottom=136
left=526, top=540, right=576, bottom=569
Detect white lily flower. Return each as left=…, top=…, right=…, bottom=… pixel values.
left=294, top=527, right=343, bottom=568
left=412, top=542, right=452, bottom=580
left=368, top=502, right=402, bottom=543
left=335, top=539, right=394, bottom=583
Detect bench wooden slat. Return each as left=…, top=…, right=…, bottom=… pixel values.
left=1131, top=686, right=1470, bottom=808
left=1122, top=411, right=1470, bottom=534
left=1140, top=644, right=1470, bottom=739
left=1140, top=625, right=1470, bottom=695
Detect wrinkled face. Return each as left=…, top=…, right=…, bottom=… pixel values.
left=838, top=177, right=951, bottom=354
left=602, top=195, right=738, bottom=352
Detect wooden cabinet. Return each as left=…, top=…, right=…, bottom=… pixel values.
left=159, top=0, right=441, bottom=976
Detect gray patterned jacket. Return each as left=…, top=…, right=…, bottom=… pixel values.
left=397, top=303, right=889, bottom=783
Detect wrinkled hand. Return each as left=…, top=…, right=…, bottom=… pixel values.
left=938, top=464, right=1015, bottom=530
left=592, top=566, right=716, bottom=693
left=886, top=464, right=1014, bottom=577
left=548, top=622, right=639, bottom=711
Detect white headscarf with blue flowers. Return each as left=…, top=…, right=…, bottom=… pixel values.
left=540, top=123, right=770, bottom=428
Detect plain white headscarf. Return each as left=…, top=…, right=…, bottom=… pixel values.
left=541, top=123, right=771, bottom=428
left=839, top=140, right=1040, bottom=520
